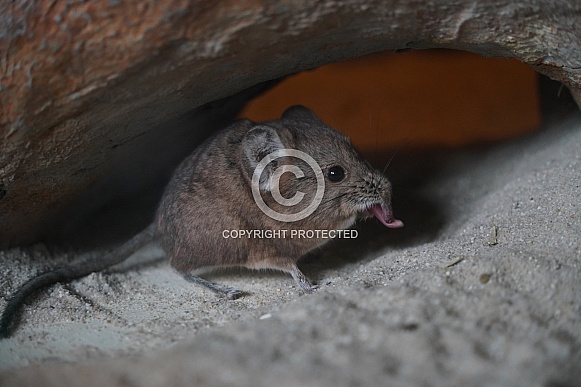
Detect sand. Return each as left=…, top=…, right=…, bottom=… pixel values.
left=0, top=113, right=580, bottom=386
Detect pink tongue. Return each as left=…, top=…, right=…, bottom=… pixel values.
left=370, top=204, right=404, bottom=229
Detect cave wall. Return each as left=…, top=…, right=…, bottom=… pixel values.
left=1, top=0, right=580, bottom=248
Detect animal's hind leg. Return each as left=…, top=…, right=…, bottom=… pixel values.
left=183, top=273, right=244, bottom=300
left=251, top=260, right=318, bottom=294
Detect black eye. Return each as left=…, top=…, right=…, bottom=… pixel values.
left=326, top=165, right=345, bottom=182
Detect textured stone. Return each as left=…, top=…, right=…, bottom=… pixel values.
left=1, top=0, right=580, bottom=247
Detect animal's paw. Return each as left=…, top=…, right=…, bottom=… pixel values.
left=301, top=283, right=319, bottom=294
left=225, top=289, right=245, bottom=300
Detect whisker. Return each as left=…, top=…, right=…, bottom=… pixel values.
left=382, top=138, right=412, bottom=174
left=318, top=192, right=350, bottom=207
left=382, top=147, right=400, bottom=174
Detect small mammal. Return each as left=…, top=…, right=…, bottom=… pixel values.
left=0, top=106, right=403, bottom=337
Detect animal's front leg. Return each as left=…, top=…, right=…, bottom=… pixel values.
left=289, top=264, right=319, bottom=293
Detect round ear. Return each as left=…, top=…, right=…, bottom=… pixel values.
left=282, top=105, right=322, bottom=122
left=241, top=125, right=284, bottom=192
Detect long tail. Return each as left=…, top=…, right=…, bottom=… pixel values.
left=0, top=222, right=157, bottom=338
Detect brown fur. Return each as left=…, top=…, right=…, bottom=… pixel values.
left=156, top=106, right=398, bottom=290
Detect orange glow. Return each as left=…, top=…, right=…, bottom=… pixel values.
left=241, top=50, right=540, bottom=155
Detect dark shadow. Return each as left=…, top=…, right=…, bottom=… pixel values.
left=297, top=147, right=453, bottom=276
left=296, top=139, right=533, bottom=277
left=52, top=80, right=281, bottom=251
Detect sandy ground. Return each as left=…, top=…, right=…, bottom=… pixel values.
left=0, top=114, right=580, bottom=386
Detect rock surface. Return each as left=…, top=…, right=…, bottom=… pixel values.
left=0, top=114, right=579, bottom=386
left=1, top=0, right=581, bottom=247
